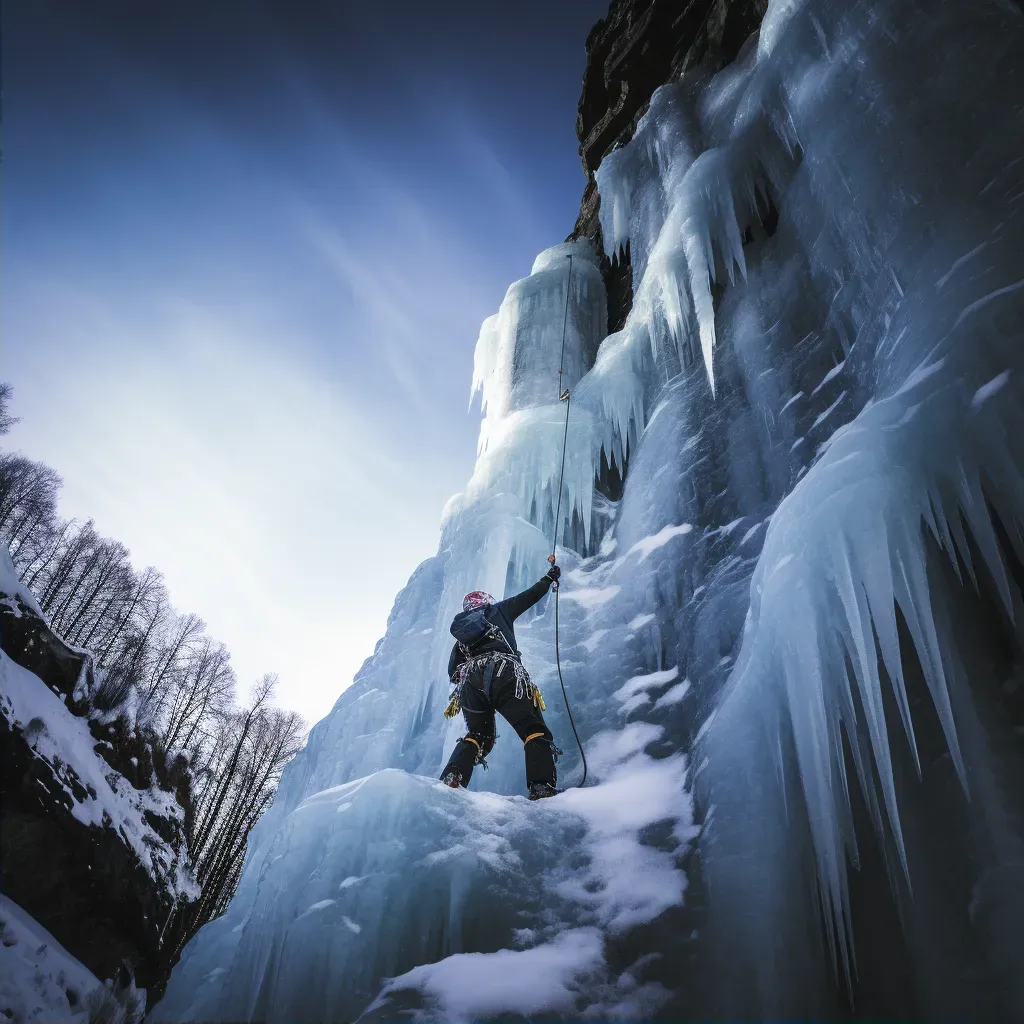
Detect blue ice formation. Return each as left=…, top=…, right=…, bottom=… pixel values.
left=154, top=0, right=1024, bottom=1018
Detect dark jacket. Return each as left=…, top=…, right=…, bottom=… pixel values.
left=447, top=576, right=552, bottom=681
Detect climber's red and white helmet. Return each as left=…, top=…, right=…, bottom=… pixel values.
left=463, top=591, right=494, bottom=612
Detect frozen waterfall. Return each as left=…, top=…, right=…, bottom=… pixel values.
left=154, top=0, right=1024, bottom=1019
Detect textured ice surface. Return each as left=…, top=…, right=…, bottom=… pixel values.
left=157, top=0, right=1024, bottom=1018
left=472, top=239, right=605, bottom=448
left=154, top=733, right=692, bottom=1023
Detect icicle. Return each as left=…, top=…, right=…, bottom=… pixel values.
left=574, top=323, right=648, bottom=477
left=596, top=146, right=634, bottom=260
left=683, top=225, right=718, bottom=395
left=833, top=535, right=909, bottom=876
left=892, top=532, right=967, bottom=791
left=859, top=519, right=921, bottom=777
left=956, top=463, right=1015, bottom=621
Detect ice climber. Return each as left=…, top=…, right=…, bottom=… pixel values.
left=440, top=565, right=562, bottom=799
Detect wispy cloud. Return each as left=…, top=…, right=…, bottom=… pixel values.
left=6, top=278, right=465, bottom=722
left=4, top=0, right=596, bottom=724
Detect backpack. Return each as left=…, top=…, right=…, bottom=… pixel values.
left=450, top=606, right=518, bottom=659
left=450, top=607, right=492, bottom=649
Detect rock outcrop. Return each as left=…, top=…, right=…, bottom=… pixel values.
left=0, top=554, right=196, bottom=1006
left=569, top=0, right=770, bottom=332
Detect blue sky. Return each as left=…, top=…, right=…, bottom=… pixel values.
left=3, top=0, right=608, bottom=724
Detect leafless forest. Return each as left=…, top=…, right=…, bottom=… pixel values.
left=0, top=382, right=306, bottom=954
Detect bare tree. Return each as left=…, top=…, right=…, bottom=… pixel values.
left=34, top=520, right=101, bottom=613
left=52, top=538, right=135, bottom=643
left=189, top=674, right=277, bottom=861
left=0, top=382, right=17, bottom=436
left=2, top=387, right=308, bottom=964
left=168, top=691, right=304, bottom=955
left=88, top=566, right=166, bottom=659
left=18, top=517, right=77, bottom=586
left=162, top=638, right=236, bottom=752
left=0, top=455, right=61, bottom=560
left=135, top=611, right=205, bottom=729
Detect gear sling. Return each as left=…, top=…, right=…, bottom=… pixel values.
left=440, top=577, right=559, bottom=790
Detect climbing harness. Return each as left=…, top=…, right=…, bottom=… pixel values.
left=444, top=646, right=546, bottom=718
left=548, top=253, right=589, bottom=789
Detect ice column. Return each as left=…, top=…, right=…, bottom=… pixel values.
left=466, top=239, right=608, bottom=553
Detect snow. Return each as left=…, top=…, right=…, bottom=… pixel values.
left=812, top=359, right=846, bottom=394
left=935, top=241, right=989, bottom=290
left=0, top=650, right=197, bottom=900
left=810, top=389, right=847, bottom=430
left=780, top=390, right=803, bottom=413
left=551, top=734, right=694, bottom=932
left=0, top=545, right=43, bottom=619
left=299, top=900, right=336, bottom=917
left=624, top=523, right=693, bottom=561
left=627, top=613, right=655, bottom=630
left=372, top=928, right=605, bottom=1021
left=0, top=895, right=100, bottom=1022
left=0, top=895, right=143, bottom=1023
left=613, top=667, right=680, bottom=705
left=560, top=584, right=621, bottom=610
left=971, top=370, right=1011, bottom=409
left=653, top=680, right=691, bottom=709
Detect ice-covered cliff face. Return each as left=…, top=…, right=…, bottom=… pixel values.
left=154, top=0, right=1024, bottom=1019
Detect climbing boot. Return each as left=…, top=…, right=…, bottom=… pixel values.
left=528, top=781, right=558, bottom=800
left=443, top=770, right=463, bottom=789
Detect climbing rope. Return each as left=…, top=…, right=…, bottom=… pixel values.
left=547, top=253, right=588, bottom=789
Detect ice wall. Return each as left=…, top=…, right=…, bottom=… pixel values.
left=155, top=0, right=1024, bottom=1019
left=466, top=239, right=609, bottom=552
left=472, top=239, right=606, bottom=434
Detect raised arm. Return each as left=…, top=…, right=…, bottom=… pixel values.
left=499, top=570, right=558, bottom=622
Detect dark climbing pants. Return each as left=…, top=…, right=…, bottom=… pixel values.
left=441, top=660, right=555, bottom=789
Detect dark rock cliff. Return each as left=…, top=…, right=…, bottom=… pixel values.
left=0, top=585, right=195, bottom=1005
left=569, top=0, right=770, bottom=332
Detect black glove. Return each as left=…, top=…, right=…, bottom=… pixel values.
left=545, top=564, right=561, bottom=583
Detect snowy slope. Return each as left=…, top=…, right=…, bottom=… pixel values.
left=155, top=0, right=1024, bottom=1019
left=0, top=894, right=101, bottom=1023
left=0, top=894, right=145, bottom=1024
left=0, top=545, right=43, bottom=620
left=1, top=649, right=194, bottom=893
left=1, top=543, right=198, bottom=1004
